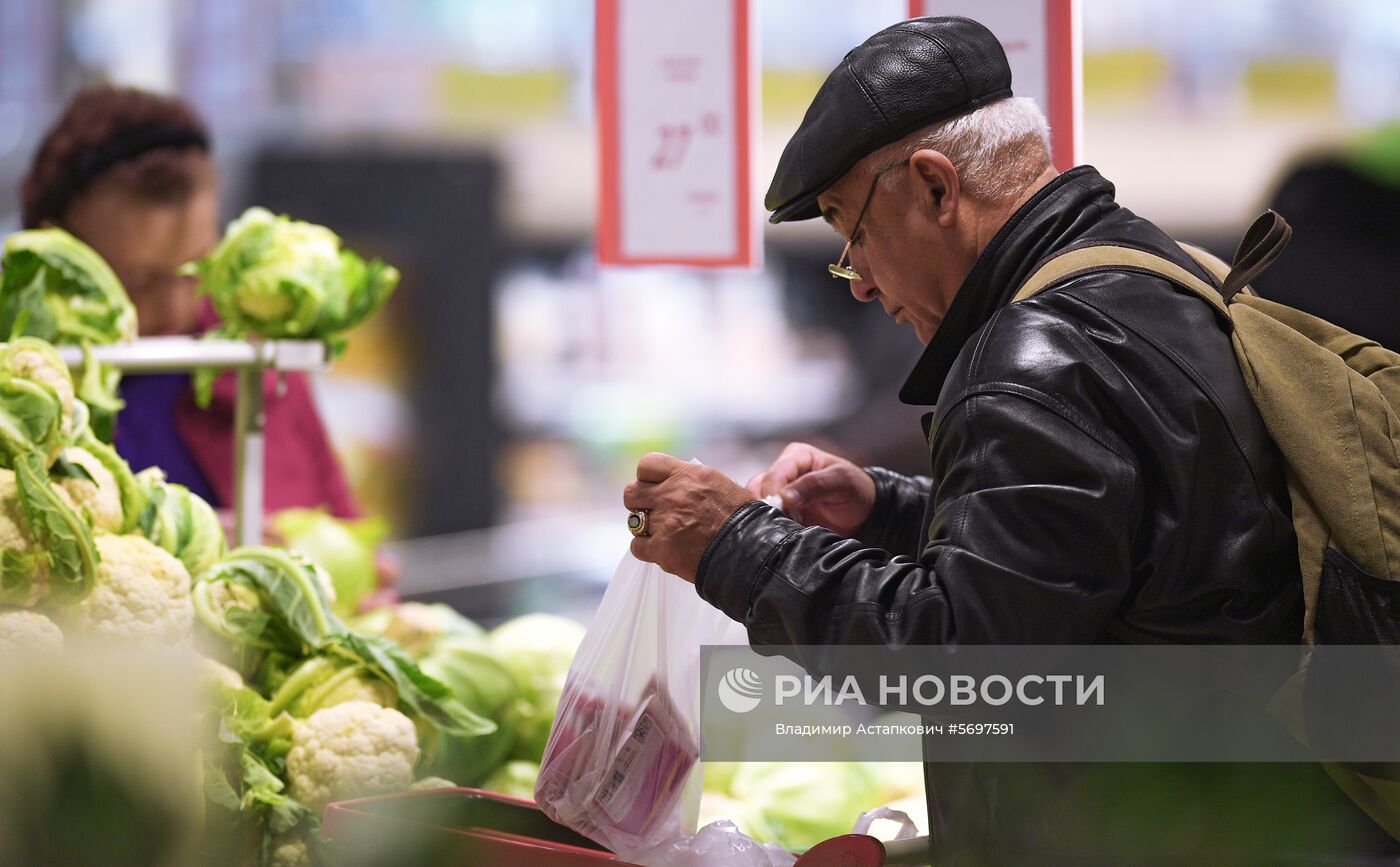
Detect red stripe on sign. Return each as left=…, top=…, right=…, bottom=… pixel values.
left=731, top=0, right=752, bottom=268
left=1045, top=0, right=1077, bottom=170
left=908, top=0, right=924, bottom=17
left=595, top=0, right=622, bottom=263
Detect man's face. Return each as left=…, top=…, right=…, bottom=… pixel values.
left=817, top=152, right=977, bottom=344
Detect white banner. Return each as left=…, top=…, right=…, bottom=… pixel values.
left=596, top=0, right=759, bottom=267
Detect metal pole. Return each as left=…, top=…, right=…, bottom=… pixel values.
left=233, top=366, right=265, bottom=548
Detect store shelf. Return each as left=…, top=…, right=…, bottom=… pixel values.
left=54, top=336, right=328, bottom=373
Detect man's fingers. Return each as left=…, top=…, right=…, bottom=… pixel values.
left=630, top=535, right=654, bottom=562
left=753, top=446, right=817, bottom=498
left=782, top=465, right=849, bottom=510
left=623, top=480, right=658, bottom=511
left=637, top=451, right=685, bottom=483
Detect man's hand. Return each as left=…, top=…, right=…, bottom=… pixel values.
left=623, top=453, right=755, bottom=583
left=746, top=442, right=875, bottom=536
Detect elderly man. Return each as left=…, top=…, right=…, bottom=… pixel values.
left=624, top=16, right=1392, bottom=863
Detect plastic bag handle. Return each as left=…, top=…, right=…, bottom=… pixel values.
left=851, top=807, right=918, bottom=839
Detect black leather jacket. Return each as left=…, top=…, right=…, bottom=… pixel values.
left=696, top=168, right=1396, bottom=862
left=697, top=166, right=1301, bottom=647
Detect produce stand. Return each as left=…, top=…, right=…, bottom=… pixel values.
left=56, top=336, right=329, bottom=547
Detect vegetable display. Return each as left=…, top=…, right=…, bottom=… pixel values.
left=0, top=229, right=137, bottom=442
left=0, top=335, right=496, bottom=866
left=352, top=606, right=587, bottom=792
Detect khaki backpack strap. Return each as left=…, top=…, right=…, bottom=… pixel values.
left=1221, top=210, right=1291, bottom=302
left=1014, top=244, right=1231, bottom=320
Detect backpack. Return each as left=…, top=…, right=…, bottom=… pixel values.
left=1015, top=210, right=1400, bottom=837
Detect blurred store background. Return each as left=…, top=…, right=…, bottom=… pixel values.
left=2, top=0, right=1397, bottom=620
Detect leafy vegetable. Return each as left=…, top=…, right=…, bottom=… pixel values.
left=69, top=427, right=141, bottom=534
left=418, top=637, right=521, bottom=785
left=182, top=207, right=398, bottom=402
left=271, top=509, right=387, bottom=617
left=0, top=337, right=74, bottom=463
left=195, top=547, right=495, bottom=741
left=135, top=468, right=226, bottom=577
left=0, top=229, right=136, bottom=345
left=201, top=667, right=315, bottom=861
left=0, top=230, right=137, bottom=441
left=194, top=547, right=338, bottom=656
left=10, top=452, right=98, bottom=605
left=489, top=614, right=585, bottom=762
left=326, top=632, right=496, bottom=739
left=264, top=654, right=395, bottom=719
left=352, top=601, right=485, bottom=657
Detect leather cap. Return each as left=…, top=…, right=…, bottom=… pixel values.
left=765, top=16, right=1012, bottom=224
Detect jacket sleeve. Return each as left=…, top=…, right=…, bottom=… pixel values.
left=853, top=467, right=933, bottom=556
left=694, top=386, right=1140, bottom=645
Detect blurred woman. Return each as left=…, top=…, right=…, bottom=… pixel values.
left=20, top=85, right=361, bottom=519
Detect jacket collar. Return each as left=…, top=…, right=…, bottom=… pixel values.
left=898, top=166, right=1117, bottom=405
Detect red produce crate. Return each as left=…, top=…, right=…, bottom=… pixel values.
left=321, top=787, right=645, bottom=867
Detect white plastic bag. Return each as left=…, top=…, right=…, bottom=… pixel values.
left=632, top=820, right=797, bottom=867
left=852, top=806, right=920, bottom=841
left=536, top=553, right=734, bottom=859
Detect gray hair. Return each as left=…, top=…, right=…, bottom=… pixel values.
left=868, top=96, right=1052, bottom=202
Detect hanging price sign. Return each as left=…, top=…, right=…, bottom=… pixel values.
left=908, top=0, right=1081, bottom=170
left=596, top=0, right=759, bottom=267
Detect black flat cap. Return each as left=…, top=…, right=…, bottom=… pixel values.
left=766, top=16, right=1012, bottom=224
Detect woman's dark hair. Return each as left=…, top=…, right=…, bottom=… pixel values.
left=21, top=85, right=210, bottom=229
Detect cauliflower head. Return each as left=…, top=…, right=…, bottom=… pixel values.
left=60, top=534, right=193, bottom=644
left=0, top=470, right=50, bottom=607
left=268, top=836, right=311, bottom=867
left=53, top=447, right=123, bottom=532
left=285, top=700, right=419, bottom=810
left=6, top=339, right=75, bottom=441
left=0, top=607, right=62, bottom=653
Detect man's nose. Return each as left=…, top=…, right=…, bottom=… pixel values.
left=847, top=250, right=877, bottom=302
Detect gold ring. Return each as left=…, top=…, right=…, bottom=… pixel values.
left=627, top=509, right=650, bottom=537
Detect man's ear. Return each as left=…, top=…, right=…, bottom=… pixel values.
left=909, top=149, right=960, bottom=228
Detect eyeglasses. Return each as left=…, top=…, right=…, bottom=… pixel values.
left=827, top=161, right=904, bottom=282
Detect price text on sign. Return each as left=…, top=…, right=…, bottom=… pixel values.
left=908, top=0, right=1081, bottom=170
left=596, top=0, right=758, bottom=267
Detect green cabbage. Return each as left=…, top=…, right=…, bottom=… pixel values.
left=480, top=760, right=540, bottom=801
left=0, top=229, right=137, bottom=441
left=488, top=614, right=585, bottom=762
left=271, top=508, right=387, bottom=617
left=418, top=637, right=520, bottom=786
left=719, top=762, right=882, bottom=853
